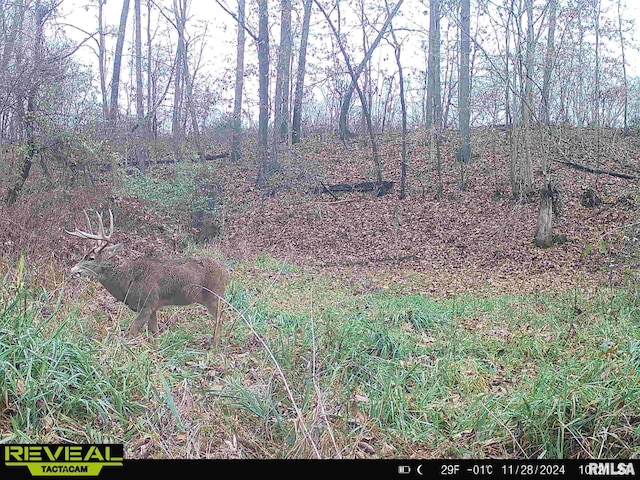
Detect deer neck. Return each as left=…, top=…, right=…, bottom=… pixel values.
left=95, top=262, right=134, bottom=304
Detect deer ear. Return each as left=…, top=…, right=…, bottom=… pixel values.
left=103, top=243, right=124, bottom=259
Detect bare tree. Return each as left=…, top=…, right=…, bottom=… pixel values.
left=510, top=0, right=535, bottom=200
left=336, top=0, right=404, bottom=140
left=5, top=1, right=48, bottom=204
left=276, top=0, right=292, bottom=142
left=426, top=0, right=443, bottom=198
left=214, top=0, right=271, bottom=185
left=272, top=0, right=292, bottom=167
left=256, top=0, right=271, bottom=187
left=617, top=0, right=628, bottom=135
left=184, top=32, right=206, bottom=160
left=426, top=0, right=441, bottom=131
left=97, top=0, right=108, bottom=123
left=458, top=0, right=471, bottom=178
left=109, top=0, right=131, bottom=129
left=171, top=0, right=187, bottom=145
left=134, top=0, right=147, bottom=174
left=146, top=0, right=156, bottom=139
left=314, top=0, right=384, bottom=188
left=541, top=0, right=557, bottom=125
left=291, top=0, right=312, bottom=144
left=231, top=0, right=246, bottom=161
left=385, top=0, right=407, bottom=199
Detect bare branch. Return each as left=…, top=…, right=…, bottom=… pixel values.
left=213, top=0, right=259, bottom=42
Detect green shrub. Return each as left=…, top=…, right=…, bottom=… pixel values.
left=117, top=163, right=220, bottom=220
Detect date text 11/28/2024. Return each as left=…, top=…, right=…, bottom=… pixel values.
left=430, top=461, right=636, bottom=477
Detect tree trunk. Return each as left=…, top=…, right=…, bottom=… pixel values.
left=534, top=181, right=554, bottom=248
left=458, top=0, right=471, bottom=166
left=617, top=0, right=628, bottom=135
left=172, top=0, right=187, bottom=147
left=134, top=0, right=146, bottom=174
left=337, top=0, right=404, bottom=139
left=386, top=0, right=407, bottom=199
left=231, top=0, right=246, bottom=160
left=427, top=0, right=442, bottom=198
left=98, top=0, right=108, bottom=123
left=272, top=0, right=292, bottom=168
left=146, top=0, right=156, bottom=140
left=541, top=0, right=557, bottom=125
left=5, top=2, right=46, bottom=204
left=109, top=0, right=131, bottom=130
left=256, top=0, right=271, bottom=187
left=184, top=45, right=204, bottom=160
left=291, top=0, right=312, bottom=144
left=426, top=0, right=440, bottom=130
left=513, top=0, right=534, bottom=201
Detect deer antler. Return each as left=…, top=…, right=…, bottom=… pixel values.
left=66, top=209, right=114, bottom=251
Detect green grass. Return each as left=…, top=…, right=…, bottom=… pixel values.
left=1, top=257, right=640, bottom=458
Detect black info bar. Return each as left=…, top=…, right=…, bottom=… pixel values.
left=1, top=446, right=638, bottom=479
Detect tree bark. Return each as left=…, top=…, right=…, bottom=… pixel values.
left=146, top=0, right=157, bottom=140
left=617, top=0, right=628, bottom=135
left=541, top=0, right=557, bottom=125
left=256, top=0, right=271, bottom=187
left=458, top=0, right=471, bottom=165
left=98, top=0, right=108, bottom=123
left=275, top=0, right=292, bottom=142
left=426, top=0, right=440, bottom=131
left=272, top=0, right=292, bottom=168
left=134, top=0, right=146, bottom=174
left=534, top=181, right=554, bottom=248
left=109, top=0, right=131, bottom=130
left=171, top=0, right=187, bottom=146
left=427, top=0, right=442, bottom=198
left=231, top=0, right=246, bottom=161
left=291, top=0, right=312, bottom=144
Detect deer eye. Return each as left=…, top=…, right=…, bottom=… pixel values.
left=87, top=254, right=96, bottom=261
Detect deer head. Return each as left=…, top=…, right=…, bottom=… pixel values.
left=66, top=209, right=123, bottom=278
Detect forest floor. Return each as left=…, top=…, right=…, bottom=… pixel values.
left=218, top=126, right=640, bottom=296
left=1, top=125, right=638, bottom=294
left=1, top=126, right=640, bottom=460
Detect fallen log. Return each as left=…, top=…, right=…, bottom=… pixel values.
left=553, top=159, right=637, bottom=180
left=312, top=180, right=395, bottom=197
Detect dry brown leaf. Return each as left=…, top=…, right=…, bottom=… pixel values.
left=358, top=441, right=375, bottom=455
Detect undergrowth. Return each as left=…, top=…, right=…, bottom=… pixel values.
left=1, top=255, right=639, bottom=459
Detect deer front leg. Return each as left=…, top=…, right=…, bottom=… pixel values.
left=206, top=297, right=223, bottom=347
left=148, top=311, right=159, bottom=334
left=129, top=308, right=152, bottom=336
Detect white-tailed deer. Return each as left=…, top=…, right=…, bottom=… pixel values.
left=66, top=210, right=230, bottom=344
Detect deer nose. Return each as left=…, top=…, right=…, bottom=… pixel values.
left=70, top=265, right=82, bottom=277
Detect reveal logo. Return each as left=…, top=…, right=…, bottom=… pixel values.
left=3, top=444, right=123, bottom=477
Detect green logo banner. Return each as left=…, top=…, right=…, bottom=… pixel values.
left=3, top=445, right=124, bottom=478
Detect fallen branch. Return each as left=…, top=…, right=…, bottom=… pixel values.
left=312, top=180, right=395, bottom=196
left=552, top=159, right=637, bottom=180
left=319, top=181, right=338, bottom=200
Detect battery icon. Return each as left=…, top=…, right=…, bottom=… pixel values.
left=398, top=465, right=411, bottom=474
